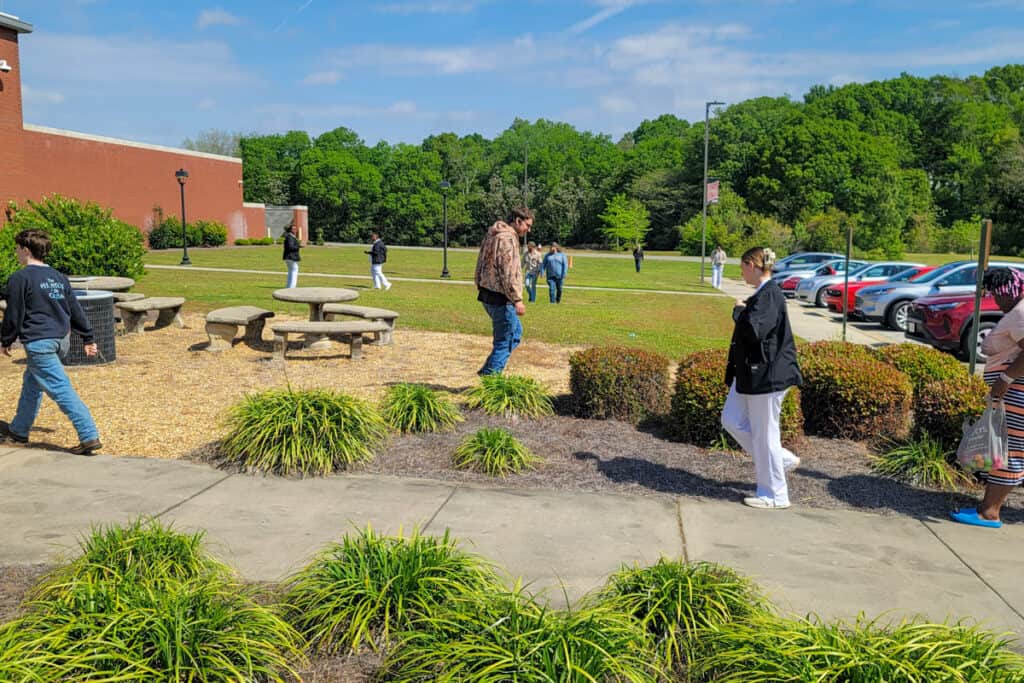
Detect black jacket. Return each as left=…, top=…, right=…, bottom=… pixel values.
left=725, top=279, right=802, bottom=395
left=367, top=239, right=387, bottom=265
left=282, top=232, right=300, bottom=262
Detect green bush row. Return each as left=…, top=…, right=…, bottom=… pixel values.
left=3, top=520, right=1020, bottom=681
left=147, top=215, right=228, bottom=249
left=235, top=236, right=276, bottom=245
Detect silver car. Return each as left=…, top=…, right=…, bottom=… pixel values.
left=794, top=261, right=921, bottom=308
left=775, top=259, right=865, bottom=299
left=771, top=252, right=844, bottom=279
left=855, top=260, right=1020, bottom=331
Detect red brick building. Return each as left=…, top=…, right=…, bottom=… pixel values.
left=0, top=12, right=307, bottom=242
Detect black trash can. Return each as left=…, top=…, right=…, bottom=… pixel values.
left=67, top=289, right=116, bottom=365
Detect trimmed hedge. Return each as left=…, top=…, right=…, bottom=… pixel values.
left=916, top=374, right=989, bottom=449
left=668, top=348, right=803, bottom=447
left=876, top=343, right=968, bottom=396
left=798, top=342, right=913, bottom=441
left=148, top=217, right=227, bottom=249
left=236, top=237, right=275, bottom=246
left=569, top=346, right=670, bottom=424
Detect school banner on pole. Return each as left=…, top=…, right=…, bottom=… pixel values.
left=706, top=180, right=720, bottom=205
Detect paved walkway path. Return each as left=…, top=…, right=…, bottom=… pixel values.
left=2, top=445, right=1021, bottom=638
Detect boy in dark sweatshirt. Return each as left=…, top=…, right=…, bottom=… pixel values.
left=0, top=230, right=102, bottom=455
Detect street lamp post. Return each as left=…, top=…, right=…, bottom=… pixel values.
left=700, top=100, right=724, bottom=284
left=175, top=168, right=191, bottom=266
left=440, top=180, right=451, bottom=279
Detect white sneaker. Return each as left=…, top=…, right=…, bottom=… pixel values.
left=743, top=496, right=791, bottom=510
left=783, top=456, right=801, bottom=472
left=385, top=282, right=392, bottom=291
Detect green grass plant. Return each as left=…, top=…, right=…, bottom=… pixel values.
left=283, top=526, right=499, bottom=654
left=452, top=427, right=541, bottom=476
left=596, top=558, right=770, bottom=672
left=381, top=383, right=463, bottom=433
left=383, top=584, right=662, bottom=682
left=691, top=612, right=1024, bottom=682
left=220, top=387, right=387, bottom=476
left=871, top=435, right=974, bottom=492
left=466, top=373, right=554, bottom=419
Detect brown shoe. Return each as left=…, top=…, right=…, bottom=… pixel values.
left=69, top=439, right=102, bottom=456
left=0, top=421, right=28, bottom=445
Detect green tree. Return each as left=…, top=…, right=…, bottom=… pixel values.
left=599, top=194, right=650, bottom=250
left=182, top=129, right=242, bottom=157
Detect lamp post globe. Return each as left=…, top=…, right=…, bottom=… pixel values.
left=440, top=180, right=451, bottom=279
left=175, top=168, right=191, bottom=266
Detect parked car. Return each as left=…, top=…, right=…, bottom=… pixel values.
left=773, top=259, right=860, bottom=297
left=771, top=252, right=844, bottom=278
left=855, top=260, right=1022, bottom=331
left=823, top=265, right=936, bottom=314
left=905, top=292, right=1003, bottom=361
left=794, top=261, right=915, bottom=308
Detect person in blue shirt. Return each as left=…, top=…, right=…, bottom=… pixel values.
left=0, top=230, right=102, bottom=455
left=542, top=243, right=569, bottom=304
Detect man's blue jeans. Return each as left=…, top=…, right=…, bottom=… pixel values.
left=547, top=277, right=563, bottom=303
left=524, top=273, right=538, bottom=303
left=480, top=303, right=522, bottom=375
left=10, top=337, right=99, bottom=443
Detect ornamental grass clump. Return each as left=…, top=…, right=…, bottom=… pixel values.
left=220, top=387, right=387, bottom=476
left=283, top=526, right=499, bottom=654
left=569, top=346, right=671, bottom=424
left=383, top=585, right=662, bottom=682
left=452, top=427, right=541, bottom=476
left=596, top=558, right=770, bottom=672
left=381, top=383, right=463, bottom=433
left=871, top=434, right=974, bottom=492
left=466, top=373, right=554, bottom=420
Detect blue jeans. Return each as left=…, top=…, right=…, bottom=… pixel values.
left=480, top=303, right=522, bottom=375
left=547, top=277, right=563, bottom=303
left=11, top=337, right=99, bottom=443
left=285, top=259, right=299, bottom=288
left=524, top=273, right=538, bottom=302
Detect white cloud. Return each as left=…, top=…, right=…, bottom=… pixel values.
left=21, top=85, right=65, bottom=105
left=197, top=7, right=242, bottom=30
left=598, top=94, right=636, bottom=113
left=566, top=1, right=637, bottom=36
left=302, top=69, right=343, bottom=85
left=376, top=1, right=485, bottom=13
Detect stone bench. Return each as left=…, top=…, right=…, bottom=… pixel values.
left=270, top=320, right=389, bottom=361
left=115, top=297, right=186, bottom=334
left=112, top=292, right=145, bottom=303
left=205, top=306, right=275, bottom=352
left=322, top=304, right=399, bottom=345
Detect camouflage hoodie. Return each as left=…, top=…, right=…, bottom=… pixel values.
left=475, top=221, right=523, bottom=303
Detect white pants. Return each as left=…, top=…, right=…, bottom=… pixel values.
left=371, top=263, right=390, bottom=289
left=721, top=382, right=796, bottom=505
left=285, top=259, right=299, bottom=288
left=712, top=264, right=724, bottom=289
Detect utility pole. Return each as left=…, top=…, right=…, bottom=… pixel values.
left=701, top=100, right=724, bottom=284
left=522, top=142, right=529, bottom=253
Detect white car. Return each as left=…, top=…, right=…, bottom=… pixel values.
left=794, top=261, right=922, bottom=308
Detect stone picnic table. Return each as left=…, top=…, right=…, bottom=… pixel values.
left=272, top=287, right=359, bottom=349
left=69, top=276, right=135, bottom=292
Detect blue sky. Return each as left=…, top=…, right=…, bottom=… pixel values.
left=5, top=0, right=1024, bottom=148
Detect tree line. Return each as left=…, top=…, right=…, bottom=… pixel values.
left=192, top=64, right=1024, bottom=256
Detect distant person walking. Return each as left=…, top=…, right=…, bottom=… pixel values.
left=0, top=230, right=102, bottom=456
left=711, top=245, right=727, bottom=289
left=475, top=206, right=533, bottom=375
left=633, top=245, right=644, bottom=273
left=721, top=247, right=802, bottom=510
left=282, top=222, right=301, bottom=288
left=366, top=232, right=391, bottom=291
left=543, top=243, right=569, bottom=304
left=523, top=242, right=543, bottom=303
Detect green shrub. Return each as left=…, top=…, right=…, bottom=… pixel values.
left=194, top=219, right=227, bottom=246
left=871, top=435, right=974, bottom=491
left=452, top=427, right=541, bottom=476
left=798, top=343, right=913, bottom=441
left=798, top=339, right=879, bottom=363
left=0, top=195, right=145, bottom=287
left=466, top=374, right=554, bottom=419
left=876, top=343, right=968, bottom=397
left=283, top=527, right=498, bottom=654
left=668, top=348, right=803, bottom=446
left=235, top=237, right=252, bottom=245
left=596, top=558, right=769, bottom=672
left=568, top=346, right=670, bottom=424
left=690, top=612, right=1024, bottom=682
left=148, top=216, right=227, bottom=249
left=383, top=586, right=661, bottom=682
left=915, top=374, right=988, bottom=449
left=381, top=383, right=463, bottom=433
left=220, top=388, right=387, bottom=476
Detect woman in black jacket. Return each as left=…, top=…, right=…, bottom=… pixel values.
left=722, top=247, right=803, bottom=509
left=282, top=222, right=301, bottom=288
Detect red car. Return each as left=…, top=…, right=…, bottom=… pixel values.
left=780, top=275, right=803, bottom=295
left=905, top=292, right=1002, bottom=360
left=823, top=265, right=937, bottom=315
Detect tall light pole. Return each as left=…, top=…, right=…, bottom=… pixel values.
left=440, top=180, right=451, bottom=279
left=701, top=100, right=724, bottom=284
left=175, top=168, right=191, bottom=266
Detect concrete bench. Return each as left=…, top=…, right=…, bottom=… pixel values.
left=116, top=297, right=186, bottom=334
left=205, top=306, right=275, bottom=352
left=112, top=292, right=145, bottom=303
left=322, top=304, right=399, bottom=345
left=270, top=320, right=389, bottom=361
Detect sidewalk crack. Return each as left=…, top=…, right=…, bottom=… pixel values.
left=156, top=473, right=233, bottom=518
left=422, top=483, right=461, bottom=533
left=676, top=498, right=689, bottom=563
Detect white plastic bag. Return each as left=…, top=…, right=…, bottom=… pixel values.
left=957, top=398, right=1009, bottom=474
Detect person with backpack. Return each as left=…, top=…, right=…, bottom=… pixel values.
left=365, top=232, right=391, bottom=291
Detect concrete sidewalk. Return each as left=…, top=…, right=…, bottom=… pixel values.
left=2, top=445, right=1022, bottom=637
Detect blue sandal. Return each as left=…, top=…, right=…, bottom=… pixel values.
left=949, top=508, right=1002, bottom=529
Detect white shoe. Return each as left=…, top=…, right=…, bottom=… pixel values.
left=783, top=456, right=801, bottom=472
left=743, top=496, right=791, bottom=510
left=385, top=282, right=392, bottom=291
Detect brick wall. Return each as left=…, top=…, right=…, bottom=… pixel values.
left=0, top=26, right=27, bottom=206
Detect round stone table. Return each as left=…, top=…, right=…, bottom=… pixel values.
left=272, top=287, right=359, bottom=349
left=70, top=276, right=136, bottom=292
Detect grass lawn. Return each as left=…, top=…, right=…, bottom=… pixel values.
left=136, top=251, right=734, bottom=358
